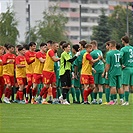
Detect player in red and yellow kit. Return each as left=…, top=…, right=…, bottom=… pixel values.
left=25, top=42, right=36, bottom=103
left=3, top=44, right=16, bottom=104
left=0, top=46, right=5, bottom=103
left=80, top=44, right=101, bottom=104
left=36, top=42, right=60, bottom=104
left=31, top=43, right=47, bottom=104
left=15, top=46, right=26, bottom=104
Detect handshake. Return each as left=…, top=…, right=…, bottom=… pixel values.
left=75, top=51, right=80, bottom=57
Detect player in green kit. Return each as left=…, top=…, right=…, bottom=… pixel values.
left=105, top=40, right=123, bottom=105
left=120, top=36, right=133, bottom=105
left=90, top=40, right=105, bottom=104
left=74, top=40, right=87, bottom=103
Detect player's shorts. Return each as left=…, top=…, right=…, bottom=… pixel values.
left=60, top=70, right=71, bottom=87
left=43, top=71, right=56, bottom=84
left=93, top=72, right=105, bottom=84
left=122, top=67, right=133, bottom=86
left=74, top=77, right=81, bottom=88
left=105, top=78, right=109, bottom=85
left=33, top=74, right=43, bottom=84
left=0, top=76, right=5, bottom=86
left=26, top=74, right=33, bottom=85
left=109, top=74, right=122, bottom=89
left=3, top=75, right=15, bottom=86
left=17, top=77, right=27, bottom=85
left=80, top=75, right=94, bottom=85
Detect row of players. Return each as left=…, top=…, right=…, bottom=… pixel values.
left=0, top=35, right=133, bottom=105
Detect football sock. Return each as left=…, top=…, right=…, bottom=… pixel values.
left=5, top=88, right=10, bottom=98
left=80, top=89, right=84, bottom=102
left=62, top=88, right=69, bottom=100
left=7, top=89, right=12, bottom=99
left=83, top=90, right=89, bottom=102
left=57, top=88, right=61, bottom=98
left=66, top=91, right=70, bottom=102
left=90, top=92, right=94, bottom=102
left=16, top=91, right=19, bottom=100
left=75, top=88, right=80, bottom=103
left=105, top=88, right=110, bottom=102
left=40, top=87, right=47, bottom=97
left=119, top=94, right=123, bottom=99
left=124, top=91, right=129, bottom=102
left=19, top=91, right=23, bottom=100
left=113, top=94, right=117, bottom=101
left=52, top=87, right=56, bottom=99
left=71, top=87, right=76, bottom=101
left=110, top=94, right=114, bottom=101
left=99, top=92, right=103, bottom=99
left=32, top=89, right=37, bottom=98
left=93, top=92, right=97, bottom=101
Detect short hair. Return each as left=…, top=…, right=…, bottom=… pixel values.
left=62, top=43, right=70, bottom=49
left=79, top=40, right=87, bottom=48
left=4, top=43, right=10, bottom=49
left=47, top=40, right=53, bottom=45
left=90, top=40, right=97, bottom=46
left=105, top=41, right=110, bottom=46
left=59, top=41, right=67, bottom=46
left=109, top=40, right=116, bottom=47
left=85, top=44, right=92, bottom=49
left=40, top=42, right=47, bottom=47
left=121, top=36, right=129, bottom=43
left=7, top=44, right=15, bottom=50
left=16, top=44, right=22, bottom=48
left=72, top=44, right=79, bottom=52
left=0, top=46, right=4, bottom=50
left=23, top=44, right=29, bottom=50
left=35, top=49, right=40, bottom=52
left=116, top=43, right=121, bottom=50
left=18, top=45, right=24, bottom=51
left=29, top=42, right=36, bottom=47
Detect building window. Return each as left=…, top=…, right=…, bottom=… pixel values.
left=81, top=0, right=88, bottom=4
left=81, top=27, right=88, bottom=32
left=71, top=0, right=79, bottom=3
left=70, top=8, right=77, bottom=12
left=71, top=27, right=79, bottom=31
left=90, top=0, right=97, bottom=4
left=70, top=36, right=78, bottom=40
left=81, top=17, right=88, bottom=22
left=81, top=8, right=88, bottom=13
left=61, top=8, right=69, bottom=12
left=70, top=18, right=79, bottom=21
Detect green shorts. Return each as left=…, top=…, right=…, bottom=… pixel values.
left=93, top=72, right=105, bottom=85
left=74, top=77, right=81, bottom=88
left=122, top=67, right=133, bottom=86
left=109, top=75, right=122, bottom=89
left=105, top=78, right=109, bottom=85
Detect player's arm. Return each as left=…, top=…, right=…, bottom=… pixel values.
left=2, top=54, right=13, bottom=65
left=36, top=53, right=45, bottom=63
left=105, top=64, right=110, bottom=79
left=49, top=50, right=60, bottom=62
left=16, top=57, right=26, bottom=68
left=25, top=52, right=35, bottom=65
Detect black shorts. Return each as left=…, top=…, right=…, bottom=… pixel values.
left=60, top=70, right=71, bottom=87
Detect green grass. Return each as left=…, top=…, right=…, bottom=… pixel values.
left=0, top=94, right=133, bottom=133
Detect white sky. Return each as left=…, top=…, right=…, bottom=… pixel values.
left=0, top=0, right=12, bottom=13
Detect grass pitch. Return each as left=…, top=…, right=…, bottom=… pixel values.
left=0, top=94, right=133, bottom=133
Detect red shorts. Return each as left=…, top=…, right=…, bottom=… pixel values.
left=0, top=76, right=5, bottom=86
left=80, top=75, right=94, bottom=85
left=26, top=74, right=33, bottom=85
left=17, top=77, right=27, bottom=85
left=3, top=75, right=15, bottom=86
left=43, top=71, right=56, bottom=84
left=33, top=74, right=43, bottom=84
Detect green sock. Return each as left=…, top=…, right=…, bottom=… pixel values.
left=93, top=92, right=97, bottom=100
left=124, top=91, right=129, bottom=102
left=110, top=94, right=114, bottom=101
left=66, top=91, right=70, bottom=102
left=119, top=94, right=123, bottom=99
left=57, top=88, right=61, bottom=98
left=99, top=92, right=103, bottom=99
left=114, top=94, right=117, bottom=100
left=105, top=88, right=110, bottom=102
left=75, top=89, right=80, bottom=102
left=90, top=92, right=94, bottom=102
left=71, top=88, right=76, bottom=101
left=80, top=89, right=84, bottom=102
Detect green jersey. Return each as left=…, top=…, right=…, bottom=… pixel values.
left=120, top=45, right=133, bottom=67
left=59, top=51, right=71, bottom=76
left=106, top=50, right=122, bottom=76
left=54, top=60, right=60, bottom=79
left=74, top=49, right=86, bottom=71
left=90, top=49, right=104, bottom=73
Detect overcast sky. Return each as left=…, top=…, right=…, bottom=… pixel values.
left=0, top=0, right=12, bottom=13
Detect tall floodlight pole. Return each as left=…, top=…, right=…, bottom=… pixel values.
left=28, top=4, right=31, bottom=43
left=79, top=1, right=81, bottom=41
left=126, top=2, right=129, bottom=36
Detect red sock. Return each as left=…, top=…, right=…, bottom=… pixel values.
left=7, top=89, right=12, bottom=99
left=26, top=85, right=31, bottom=94
left=40, top=87, right=47, bottom=97
left=0, top=86, right=2, bottom=98
left=19, top=91, right=23, bottom=100
left=52, top=87, right=56, bottom=99
left=43, top=90, right=48, bottom=99
left=32, top=89, right=37, bottom=97
left=83, top=90, right=89, bottom=102
left=5, top=88, right=10, bottom=97
left=16, top=91, right=19, bottom=100
left=87, top=88, right=93, bottom=95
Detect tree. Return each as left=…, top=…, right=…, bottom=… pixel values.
left=108, top=5, right=133, bottom=45
left=91, top=9, right=111, bottom=53
left=26, top=6, right=68, bottom=46
left=0, top=7, right=19, bottom=46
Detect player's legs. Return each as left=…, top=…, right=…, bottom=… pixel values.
left=0, top=76, right=5, bottom=103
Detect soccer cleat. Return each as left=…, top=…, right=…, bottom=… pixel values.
left=3, top=97, right=11, bottom=104
left=42, top=101, right=50, bottom=104
left=13, top=99, right=20, bottom=103
left=31, top=98, right=38, bottom=104
left=120, top=99, right=124, bottom=105
left=47, top=100, right=53, bottom=104
left=91, top=101, right=98, bottom=104
left=122, top=102, right=129, bottom=106
left=98, top=100, right=102, bottom=105
left=19, top=100, right=25, bottom=104
left=101, top=102, right=108, bottom=105
left=59, top=95, right=63, bottom=104
left=36, top=97, right=42, bottom=104
left=25, top=99, right=29, bottom=104
left=82, top=101, right=90, bottom=105
left=113, top=100, right=118, bottom=105
left=62, top=100, right=70, bottom=105
left=107, top=101, right=115, bottom=105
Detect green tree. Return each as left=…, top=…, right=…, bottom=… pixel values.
left=26, top=6, right=68, bottom=45
left=91, top=9, right=110, bottom=53
left=108, top=5, right=133, bottom=45
left=0, top=7, right=19, bottom=46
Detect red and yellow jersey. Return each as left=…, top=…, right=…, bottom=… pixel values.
left=81, top=52, right=93, bottom=75
left=0, top=55, right=3, bottom=76
left=3, top=53, right=16, bottom=76
left=43, top=49, right=55, bottom=72
left=34, top=51, right=46, bottom=74
left=25, top=51, right=36, bottom=74
left=16, top=55, right=26, bottom=78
